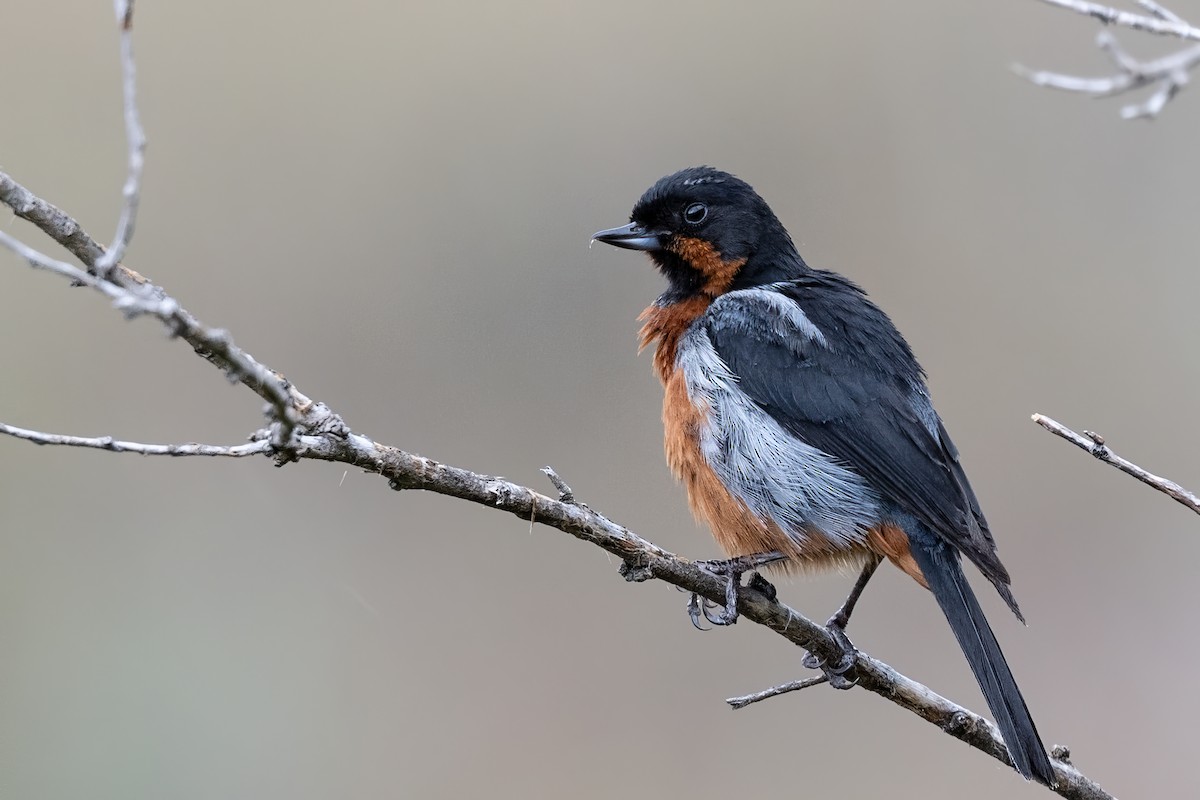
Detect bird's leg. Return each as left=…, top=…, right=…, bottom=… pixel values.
left=801, top=553, right=883, bottom=689
left=828, top=552, right=883, bottom=633
left=687, top=551, right=787, bottom=629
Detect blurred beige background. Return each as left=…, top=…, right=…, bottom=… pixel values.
left=1, top=1, right=1196, bottom=798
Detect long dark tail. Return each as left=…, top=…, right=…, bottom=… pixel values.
left=908, top=534, right=1055, bottom=786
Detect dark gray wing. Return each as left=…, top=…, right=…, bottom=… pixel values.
left=704, top=276, right=1019, bottom=613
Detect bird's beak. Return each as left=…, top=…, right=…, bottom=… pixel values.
left=592, top=222, right=666, bottom=251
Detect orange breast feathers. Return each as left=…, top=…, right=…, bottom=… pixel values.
left=639, top=299, right=859, bottom=570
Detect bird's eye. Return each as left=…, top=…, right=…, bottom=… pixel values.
left=683, top=203, right=708, bottom=225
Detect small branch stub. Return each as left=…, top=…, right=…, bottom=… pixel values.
left=541, top=466, right=577, bottom=504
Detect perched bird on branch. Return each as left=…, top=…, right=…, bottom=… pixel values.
left=594, top=166, right=1053, bottom=786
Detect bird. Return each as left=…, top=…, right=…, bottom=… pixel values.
left=592, top=166, right=1054, bottom=786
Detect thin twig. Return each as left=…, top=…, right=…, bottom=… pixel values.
left=727, top=676, right=829, bottom=709
left=1022, top=0, right=1200, bottom=118
left=0, top=230, right=133, bottom=304
left=1038, top=0, right=1200, bottom=40
left=1137, top=0, right=1187, bottom=24
left=0, top=423, right=269, bottom=457
left=93, top=0, right=145, bottom=279
left=1032, top=414, right=1200, bottom=514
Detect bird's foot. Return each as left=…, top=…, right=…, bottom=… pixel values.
left=686, top=552, right=786, bottom=630
left=801, top=616, right=860, bottom=690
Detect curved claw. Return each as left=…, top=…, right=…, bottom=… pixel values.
left=687, top=593, right=710, bottom=631
left=826, top=649, right=859, bottom=689
left=801, top=648, right=858, bottom=689
left=828, top=652, right=856, bottom=675
left=702, top=596, right=737, bottom=626
left=827, top=669, right=858, bottom=690
left=801, top=622, right=861, bottom=689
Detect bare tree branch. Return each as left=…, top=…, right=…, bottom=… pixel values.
left=1021, top=0, right=1200, bottom=118
left=0, top=12, right=1117, bottom=799
left=0, top=423, right=268, bottom=457
left=1033, top=414, right=1200, bottom=514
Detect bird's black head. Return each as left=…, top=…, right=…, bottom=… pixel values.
left=593, top=166, right=805, bottom=299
